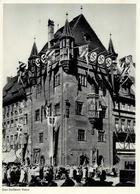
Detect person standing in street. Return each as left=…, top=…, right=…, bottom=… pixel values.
left=61, top=171, right=75, bottom=186
left=7, top=166, right=11, bottom=186
left=19, top=166, right=25, bottom=186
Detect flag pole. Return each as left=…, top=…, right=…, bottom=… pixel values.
left=52, top=116, right=54, bottom=166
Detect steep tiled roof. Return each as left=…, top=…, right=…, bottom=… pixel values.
left=40, top=14, right=107, bottom=53
left=3, top=76, right=26, bottom=106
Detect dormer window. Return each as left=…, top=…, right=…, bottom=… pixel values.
left=84, top=33, right=91, bottom=42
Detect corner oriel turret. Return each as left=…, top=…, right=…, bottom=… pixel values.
left=59, top=13, right=74, bottom=73
left=28, top=39, right=38, bottom=85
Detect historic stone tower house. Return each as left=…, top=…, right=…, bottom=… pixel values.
left=3, top=13, right=135, bottom=169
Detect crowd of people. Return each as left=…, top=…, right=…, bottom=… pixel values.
left=2, top=163, right=134, bottom=187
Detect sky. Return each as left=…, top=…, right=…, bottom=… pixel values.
left=3, top=4, right=136, bottom=86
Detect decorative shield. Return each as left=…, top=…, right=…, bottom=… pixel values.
left=35, top=58, right=40, bottom=67
left=41, top=54, right=47, bottom=64
left=47, top=116, right=56, bottom=126
left=106, top=57, right=112, bottom=67
left=49, top=117, right=55, bottom=125
left=98, top=55, right=105, bottom=65
left=90, top=52, right=97, bottom=62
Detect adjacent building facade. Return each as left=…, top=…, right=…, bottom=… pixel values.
left=2, top=14, right=135, bottom=170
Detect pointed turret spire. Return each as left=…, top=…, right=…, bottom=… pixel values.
left=59, top=13, right=75, bottom=73
left=108, top=33, right=118, bottom=58
left=61, top=12, right=73, bottom=38
left=28, top=38, right=38, bottom=60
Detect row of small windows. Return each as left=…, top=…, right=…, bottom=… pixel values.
left=53, top=74, right=87, bottom=88
left=36, top=129, right=105, bottom=144
left=6, top=133, right=28, bottom=149
left=60, top=39, right=73, bottom=49
left=115, top=118, right=135, bottom=133
left=34, top=101, right=84, bottom=122
left=78, top=74, right=87, bottom=87
left=4, top=109, right=23, bottom=118
left=3, top=114, right=28, bottom=128
left=77, top=129, right=105, bottom=142
left=3, top=101, right=27, bottom=119
left=7, top=100, right=81, bottom=123
left=114, top=102, right=135, bottom=112
left=6, top=132, right=43, bottom=144
left=6, top=134, right=20, bottom=142
left=35, top=103, right=60, bottom=121
left=5, top=130, right=105, bottom=145
left=6, top=144, right=22, bottom=150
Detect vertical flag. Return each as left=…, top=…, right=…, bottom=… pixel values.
left=119, top=55, right=135, bottom=88
left=44, top=103, right=49, bottom=118
left=41, top=49, right=55, bottom=84
left=127, top=60, right=135, bottom=80
left=35, top=57, right=40, bottom=67
left=79, top=45, right=88, bottom=62
left=15, top=123, right=23, bottom=161
left=22, top=134, right=29, bottom=162
left=17, top=61, right=27, bottom=87
left=98, top=51, right=116, bottom=93
left=88, top=49, right=106, bottom=93
left=79, top=44, right=88, bottom=57
left=130, top=84, right=135, bottom=95
left=79, top=45, right=90, bottom=75
left=47, top=115, right=57, bottom=161
left=119, top=56, right=131, bottom=77
left=97, top=53, right=114, bottom=100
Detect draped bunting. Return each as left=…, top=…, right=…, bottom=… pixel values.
left=47, top=115, right=61, bottom=160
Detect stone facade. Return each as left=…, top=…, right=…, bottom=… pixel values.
left=2, top=13, right=135, bottom=169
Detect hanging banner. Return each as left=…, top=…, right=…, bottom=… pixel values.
left=47, top=116, right=60, bottom=159
left=47, top=116, right=57, bottom=126
left=125, top=55, right=133, bottom=64
left=105, top=57, right=112, bottom=68
left=79, top=44, right=88, bottom=58
left=48, top=125, right=54, bottom=158
left=35, top=58, right=40, bottom=67
left=89, top=51, right=97, bottom=62
left=98, top=54, right=105, bottom=65
left=41, top=54, right=47, bottom=64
